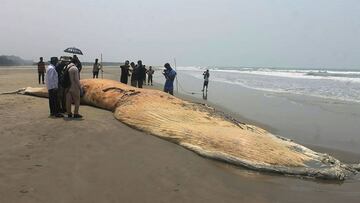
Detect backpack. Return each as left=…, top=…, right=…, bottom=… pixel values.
left=60, top=65, right=72, bottom=88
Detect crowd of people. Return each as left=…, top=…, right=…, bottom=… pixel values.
left=40, top=55, right=83, bottom=119
left=116, top=60, right=176, bottom=94
left=38, top=56, right=212, bottom=119
left=119, top=60, right=155, bottom=87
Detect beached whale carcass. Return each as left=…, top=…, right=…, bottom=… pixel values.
left=12, top=79, right=360, bottom=180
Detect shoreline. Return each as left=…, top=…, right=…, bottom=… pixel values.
left=1, top=67, right=359, bottom=202
left=1, top=66, right=359, bottom=159
left=148, top=81, right=278, bottom=132
left=147, top=81, right=360, bottom=164
left=164, top=70, right=360, bottom=155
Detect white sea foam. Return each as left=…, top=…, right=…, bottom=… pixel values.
left=179, top=67, right=360, bottom=83
left=178, top=67, right=360, bottom=103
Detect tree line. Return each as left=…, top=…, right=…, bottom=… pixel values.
left=0, top=55, right=33, bottom=66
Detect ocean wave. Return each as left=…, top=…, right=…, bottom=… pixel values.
left=183, top=70, right=360, bottom=103
left=215, top=77, right=360, bottom=103
left=306, top=71, right=360, bottom=78
left=177, top=66, right=360, bottom=83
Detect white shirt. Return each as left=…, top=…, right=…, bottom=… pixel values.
left=45, top=64, right=58, bottom=90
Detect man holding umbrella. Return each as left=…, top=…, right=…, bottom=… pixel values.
left=64, top=47, right=83, bottom=78
left=73, top=55, right=82, bottom=74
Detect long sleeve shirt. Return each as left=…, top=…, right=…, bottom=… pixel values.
left=45, top=64, right=58, bottom=90
left=93, top=63, right=101, bottom=72
left=203, top=72, right=210, bottom=82
left=68, top=64, right=81, bottom=92
left=137, top=65, right=146, bottom=80
left=38, top=62, right=46, bottom=73
left=164, top=68, right=176, bottom=91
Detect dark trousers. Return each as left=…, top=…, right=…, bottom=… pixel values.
left=203, top=81, right=209, bottom=91
left=38, top=72, right=45, bottom=84
left=48, top=89, right=58, bottom=116
left=131, top=80, right=137, bottom=87
left=164, top=88, right=174, bottom=95
left=93, top=71, right=99, bottom=78
left=138, top=79, right=143, bottom=88
left=121, top=76, right=128, bottom=84
left=148, top=75, right=153, bottom=85
left=56, top=87, right=66, bottom=113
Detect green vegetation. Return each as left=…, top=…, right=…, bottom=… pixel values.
left=0, top=55, right=123, bottom=66
left=0, top=55, right=33, bottom=66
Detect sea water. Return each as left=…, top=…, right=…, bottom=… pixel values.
left=176, top=67, right=360, bottom=103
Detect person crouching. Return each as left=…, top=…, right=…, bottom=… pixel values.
left=45, top=57, right=63, bottom=118
left=66, top=58, right=83, bottom=118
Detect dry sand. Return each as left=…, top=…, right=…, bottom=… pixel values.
left=0, top=67, right=359, bottom=203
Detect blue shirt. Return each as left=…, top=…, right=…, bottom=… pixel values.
left=164, top=69, right=176, bottom=91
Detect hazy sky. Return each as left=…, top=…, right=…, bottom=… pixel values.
left=1, top=0, right=360, bottom=68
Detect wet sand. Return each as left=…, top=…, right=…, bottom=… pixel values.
left=157, top=70, right=360, bottom=155
left=0, top=67, right=359, bottom=203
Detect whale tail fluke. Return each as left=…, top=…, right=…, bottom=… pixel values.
left=0, top=88, right=26, bottom=95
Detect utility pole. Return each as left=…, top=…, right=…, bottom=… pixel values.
left=101, top=53, right=103, bottom=79
left=174, top=58, right=178, bottom=94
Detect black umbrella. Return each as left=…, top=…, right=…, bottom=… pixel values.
left=64, top=47, right=83, bottom=55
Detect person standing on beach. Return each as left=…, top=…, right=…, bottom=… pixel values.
left=163, top=63, right=177, bottom=95
left=147, top=66, right=154, bottom=85
left=202, top=69, right=210, bottom=92
left=130, top=62, right=137, bottom=87
left=66, top=58, right=83, bottom=118
left=92, top=58, right=102, bottom=78
left=37, top=57, right=46, bottom=84
left=143, top=66, right=147, bottom=85
left=45, top=57, right=63, bottom=118
left=55, top=59, right=68, bottom=113
left=120, top=60, right=130, bottom=84
left=136, top=60, right=146, bottom=88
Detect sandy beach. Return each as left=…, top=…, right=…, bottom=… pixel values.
left=0, top=67, right=359, bottom=203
